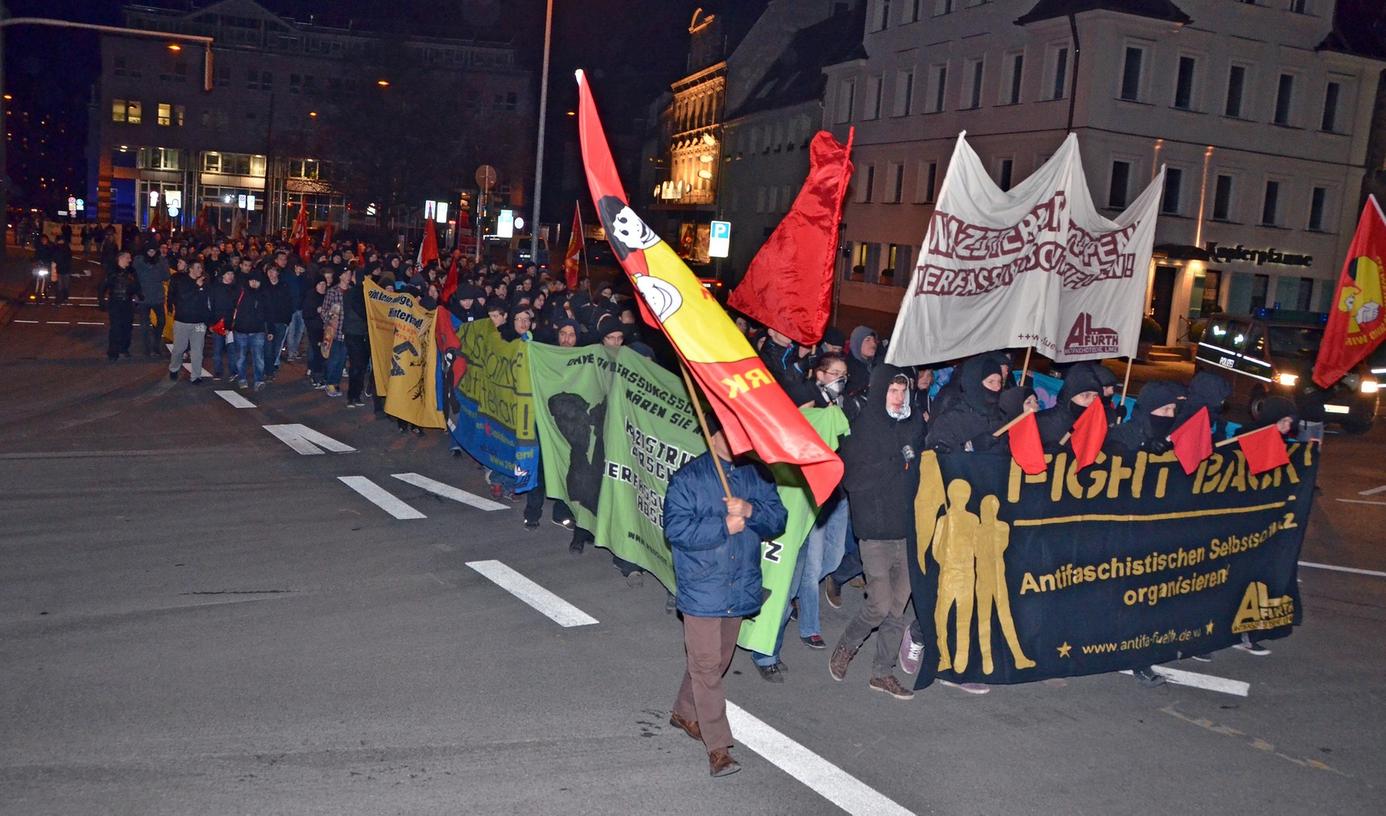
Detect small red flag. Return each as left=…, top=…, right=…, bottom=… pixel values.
left=1069, top=399, right=1108, bottom=469
left=1170, top=405, right=1212, bottom=475
left=1314, top=195, right=1386, bottom=388
left=563, top=204, right=583, bottom=290
left=290, top=201, right=311, bottom=262
left=417, top=219, right=440, bottom=268
left=440, top=254, right=460, bottom=304
left=1238, top=425, right=1290, bottom=475
left=1007, top=411, right=1046, bottom=475
left=727, top=129, right=854, bottom=346
left=320, top=223, right=335, bottom=253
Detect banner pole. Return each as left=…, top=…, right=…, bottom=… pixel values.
left=1118, top=356, right=1134, bottom=422
left=1019, top=346, right=1033, bottom=383
left=992, top=407, right=1035, bottom=438
left=678, top=362, right=733, bottom=500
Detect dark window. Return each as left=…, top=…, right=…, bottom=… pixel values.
left=1262, top=180, right=1280, bottom=225
left=1052, top=47, right=1068, bottom=100
left=1321, top=81, right=1340, bottom=132
left=1120, top=47, right=1143, bottom=101
left=1295, top=277, right=1313, bottom=310
left=1250, top=274, right=1270, bottom=310
left=934, top=66, right=947, bottom=112
left=1008, top=53, right=1023, bottom=104
left=1274, top=74, right=1294, bottom=125
left=920, top=161, right=937, bottom=203
left=1174, top=56, right=1196, bottom=109
left=998, top=158, right=1013, bottom=191
left=1108, top=160, right=1131, bottom=209
left=968, top=59, right=984, bottom=108
left=1308, top=186, right=1326, bottom=230
left=1212, top=174, right=1233, bottom=220
left=1161, top=167, right=1182, bottom=214
left=1225, top=65, right=1245, bottom=117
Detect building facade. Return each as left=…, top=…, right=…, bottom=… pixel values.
left=90, top=0, right=531, bottom=236
left=822, top=0, right=1384, bottom=344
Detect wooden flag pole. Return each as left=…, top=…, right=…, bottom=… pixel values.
left=1215, top=426, right=1271, bottom=448
left=679, top=362, right=733, bottom=500
left=1119, top=356, right=1134, bottom=407
left=1019, top=346, right=1033, bottom=384
left=992, top=408, right=1036, bottom=438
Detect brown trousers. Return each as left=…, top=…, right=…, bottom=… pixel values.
left=673, top=614, right=742, bottom=753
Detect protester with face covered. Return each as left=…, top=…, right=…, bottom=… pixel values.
left=1091, top=363, right=1122, bottom=423
left=1035, top=363, right=1106, bottom=449
left=999, top=384, right=1039, bottom=422
left=1105, top=381, right=1186, bottom=456
left=925, top=355, right=1006, bottom=453
left=1177, top=372, right=1234, bottom=441
left=828, top=364, right=926, bottom=701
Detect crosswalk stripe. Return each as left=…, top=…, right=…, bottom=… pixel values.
left=1119, top=666, right=1249, bottom=696
left=391, top=472, right=508, bottom=511
left=214, top=390, right=257, bottom=409
left=166, top=343, right=212, bottom=379
left=725, top=701, right=915, bottom=816
left=465, top=560, right=599, bottom=627
left=338, top=476, right=426, bottom=520
left=262, top=423, right=356, bottom=455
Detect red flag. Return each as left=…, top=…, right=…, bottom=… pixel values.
left=563, top=203, right=584, bottom=290
left=289, top=201, right=311, bottom=261
left=1069, top=399, right=1108, bottom=469
left=1314, top=195, right=1386, bottom=387
left=1007, top=411, right=1046, bottom=475
left=1238, top=425, right=1290, bottom=475
left=1170, top=405, right=1212, bottom=475
left=320, top=223, right=335, bottom=253
left=418, top=219, right=440, bottom=268
left=440, top=254, right=460, bottom=304
left=727, top=130, right=854, bottom=346
left=575, top=70, right=842, bottom=504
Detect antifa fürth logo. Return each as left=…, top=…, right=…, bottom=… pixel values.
left=1063, top=312, right=1119, bottom=355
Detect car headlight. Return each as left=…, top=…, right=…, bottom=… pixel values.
left=1363, top=379, right=1380, bottom=394
left=1273, top=371, right=1298, bottom=387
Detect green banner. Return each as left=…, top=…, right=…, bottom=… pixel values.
left=528, top=343, right=847, bottom=654
left=739, top=407, right=849, bottom=653
left=528, top=345, right=705, bottom=590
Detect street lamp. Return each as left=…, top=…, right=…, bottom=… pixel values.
left=166, top=42, right=181, bottom=52
left=530, top=0, right=553, bottom=265
left=376, top=79, right=390, bottom=88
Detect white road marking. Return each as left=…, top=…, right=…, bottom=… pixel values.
left=77, top=321, right=104, bottom=326
left=214, top=390, right=257, bottom=409
left=69, top=295, right=98, bottom=301
left=1359, top=485, right=1386, bottom=496
left=725, top=701, right=915, bottom=816
left=45, top=321, right=70, bottom=325
left=1119, top=667, right=1249, bottom=697
left=1334, top=498, right=1386, bottom=507
left=338, top=476, right=426, bottom=520
left=1298, top=560, right=1386, bottom=579
left=166, top=343, right=213, bottom=378
left=14, top=319, right=39, bottom=324
left=465, top=560, right=599, bottom=627
left=392, top=472, right=507, bottom=511
left=262, top=423, right=356, bottom=455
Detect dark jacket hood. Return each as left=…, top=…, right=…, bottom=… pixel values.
left=849, top=326, right=877, bottom=364
left=999, top=386, right=1035, bottom=422
left=959, top=355, right=1003, bottom=412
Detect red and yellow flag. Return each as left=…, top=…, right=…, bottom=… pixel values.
left=563, top=203, right=584, bottom=290
left=575, top=70, right=842, bottom=504
left=1313, top=195, right=1386, bottom=388
left=290, top=201, right=310, bottom=262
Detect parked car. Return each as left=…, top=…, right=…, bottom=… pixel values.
left=1195, top=309, right=1378, bottom=433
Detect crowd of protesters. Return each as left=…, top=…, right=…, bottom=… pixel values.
left=75, top=224, right=1309, bottom=778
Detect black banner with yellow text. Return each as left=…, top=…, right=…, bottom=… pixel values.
left=909, top=444, right=1317, bottom=688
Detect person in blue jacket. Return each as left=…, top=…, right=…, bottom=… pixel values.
left=664, top=421, right=786, bottom=778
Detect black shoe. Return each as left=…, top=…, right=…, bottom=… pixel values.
left=189, top=378, right=203, bottom=386
left=756, top=662, right=786, bottom=683
left=1132, top=666, right=1166, bottom=688
left=524, top=518, right=540, bottom=530
left=168, top=370, right=178, bottom=381
left=569, top=539, right=585, bottom=555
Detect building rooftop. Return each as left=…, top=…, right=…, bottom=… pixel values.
left=1015, top=0, right=1191, bottom=26
left=726, top=4, right=868, bottom=121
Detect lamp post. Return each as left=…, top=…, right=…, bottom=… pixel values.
left=529, top=0, right=553, bottom=267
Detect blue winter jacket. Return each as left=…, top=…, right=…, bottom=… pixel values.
left=664, top=453, right=787, bottom=618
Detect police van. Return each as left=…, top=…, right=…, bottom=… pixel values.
left=1195, top=309, right=1378, bottom=433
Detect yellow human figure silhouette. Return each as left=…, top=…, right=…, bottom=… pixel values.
left=975, top=495, right=1036, bottom=674
left=927, top=479, right=979, bottom=672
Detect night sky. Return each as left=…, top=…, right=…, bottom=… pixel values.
left=2, top=0, right=748, bottom=212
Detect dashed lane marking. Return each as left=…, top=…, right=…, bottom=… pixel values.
left=337, top=476, right=426, bottom=520
left=1298, top=560, right=1386, bottom=579
left=391, top=472, right=507, bottom=511
left=45, top=321, right=70, bottom=325
left=725, top=701, right=915, bottom=816
left=1119, top=666, right=1249, bottom=696
left=1359, top=485, right=1386, bottom=496
left=1334, top=498, right=1386, bottom=507
left=77, top=321, right=104, bottom=326
left=14, top=319, right=38, bottom=324
left=262, top=423, right=356, bottom=455
left=214, top=390, right=257, bottom=409
left=465, top=560, right=599, bottom=627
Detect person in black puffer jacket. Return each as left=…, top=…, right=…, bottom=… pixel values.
left=925, top=355, right=1006, bottom=453
left=165, top=261, right=213, bottom=383
left=342, top=277, right=371, bottom=407
left=262, top=263, right=295, bottom=380
left=828, top=363, right=927, bottom=701
left=1106, top=381, right=1186, bottom=455
left=231, top=273, right=271, bottom=390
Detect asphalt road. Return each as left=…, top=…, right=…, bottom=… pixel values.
left=2, top=256, right=1384, bottom=815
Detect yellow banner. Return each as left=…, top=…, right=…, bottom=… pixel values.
left=363, top=279, right=444, bottom=428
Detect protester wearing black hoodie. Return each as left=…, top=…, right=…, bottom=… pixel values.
left=165, top=262, right=212, bottom=383
left=925, top=355, right=1006, bottom=453
left=262, top=265, right=295, bottom=379
left=1035, top=363, right=1105, bottom=450
left=844, top=326, right=879, bottom=398
left=1105, top=381, right=1186, bottom=455
left=828, top=364, right=927, bottom=701
left=1177, top=372, right=1233, bottom=441
left=208, top=267, right=240, bottom=381
left=231, top=274, right=271, bottom=390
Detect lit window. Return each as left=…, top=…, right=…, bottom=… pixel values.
left=157, top=103, right=172, bottom=126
